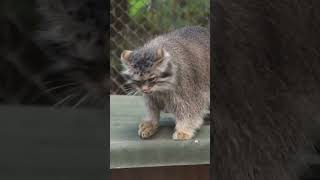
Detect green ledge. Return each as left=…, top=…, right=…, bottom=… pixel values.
left=110, top=95, right=210, bottom=169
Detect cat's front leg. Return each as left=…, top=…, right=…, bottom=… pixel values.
left=138, top=97, right=160, bottom=139
left=173, top=112, right=204, bottom=140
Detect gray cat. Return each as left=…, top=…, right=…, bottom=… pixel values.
left=119, top=26, right=210, bottom=140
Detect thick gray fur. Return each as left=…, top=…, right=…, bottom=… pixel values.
left=121, top=26, right=210, bottom=140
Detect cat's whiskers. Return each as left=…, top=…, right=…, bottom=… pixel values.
left=30, top=80, right=81, bottom=102
left=44, top=82, right=79, bottom=93
left=51, top=85, right=87, bottom=108
left=123, top=85, right=138, bottom=96
left=72, top=94, right=90, bottom=109
left=126, top=91, right=135, bottom=96
left=29, top=81, right=82, bottom=103
left=126, top=89, right=138, bottom=96
left=43, top=78, right=75, bottom=86
left=52, top=93, right=79, bottom=108
left=133, top=91, right=141, bottom=96
left=123, top=87, right=133, bottom=92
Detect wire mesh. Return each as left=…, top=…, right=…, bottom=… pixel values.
left=110, top=0, right=210, bottom=95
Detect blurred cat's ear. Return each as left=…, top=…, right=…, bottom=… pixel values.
left=120, top=50, right=133, bottom=65
left=156, top=48, right=164, bottom=60
left=155, top=48, right=169, bottom=65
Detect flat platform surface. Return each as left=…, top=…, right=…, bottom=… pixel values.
left=0, top=105, right=106, bottom=178
left=110, top=95, right=210, bottom=169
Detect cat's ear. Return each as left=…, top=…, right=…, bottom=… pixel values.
left=155, top=48, right=169, bottom=66
left=120, top=50, right=133, bottom=65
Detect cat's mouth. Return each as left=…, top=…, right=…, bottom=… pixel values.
left=141, top=85, right=153, bottom=94
left=142, top=90, right=153, bottom=94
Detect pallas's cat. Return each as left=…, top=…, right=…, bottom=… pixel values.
left=119, top=26, right=209, bottom=140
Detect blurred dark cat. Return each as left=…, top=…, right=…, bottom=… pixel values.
left=213, top=0, right=320, bottom=180
left=0, top=0, right=107, bottom=108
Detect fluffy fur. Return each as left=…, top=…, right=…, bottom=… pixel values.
left=120, top=26, right=210, bottom=140
left=212, top=0, right=320, bottom=179
left=0, top=0, right=107, bottom=108
left=35, top=0, right=108, bottom=108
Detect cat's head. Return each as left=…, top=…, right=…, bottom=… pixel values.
left=35, top=0, right=108, bottom=108
left=120, top=48, right=176, bottom=95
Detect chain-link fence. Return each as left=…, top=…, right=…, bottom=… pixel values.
left=110, top=0, right=210, bottom=95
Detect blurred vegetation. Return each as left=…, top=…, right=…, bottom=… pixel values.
left=129, top=0, right=209, bottom=32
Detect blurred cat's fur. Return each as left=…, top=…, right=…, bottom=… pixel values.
left=0, top=0, right=107, bottom=108
left=213, top=0, right=320, bottom=179
left=120, top=26, right=210, bottom=140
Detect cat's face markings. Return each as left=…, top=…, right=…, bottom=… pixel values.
left=120, top=48, right=167, bottom=70
left=122, top=71, right=158, bottom=94
left=120, top=48, right=175, bottom=94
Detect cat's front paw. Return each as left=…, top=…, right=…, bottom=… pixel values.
left=172, top=130, right=194, bottom=140
left=138, top=121, right=159, bottom=139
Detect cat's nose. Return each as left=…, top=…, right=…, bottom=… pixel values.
left=142, top=85, right=151, bottom=93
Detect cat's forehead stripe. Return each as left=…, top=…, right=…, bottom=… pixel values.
left=130, top=50, right=157, bottom=73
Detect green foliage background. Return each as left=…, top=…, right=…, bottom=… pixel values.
left=129, top=0, right=209, bottom=32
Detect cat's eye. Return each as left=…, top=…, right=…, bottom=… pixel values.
left=160, top=72, right=172, bottom=78
left=131, top=79, right=142, bottom=85
left=122, top=74, right=131, bottom=80
left=148, top=77, right=157, bottom=82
